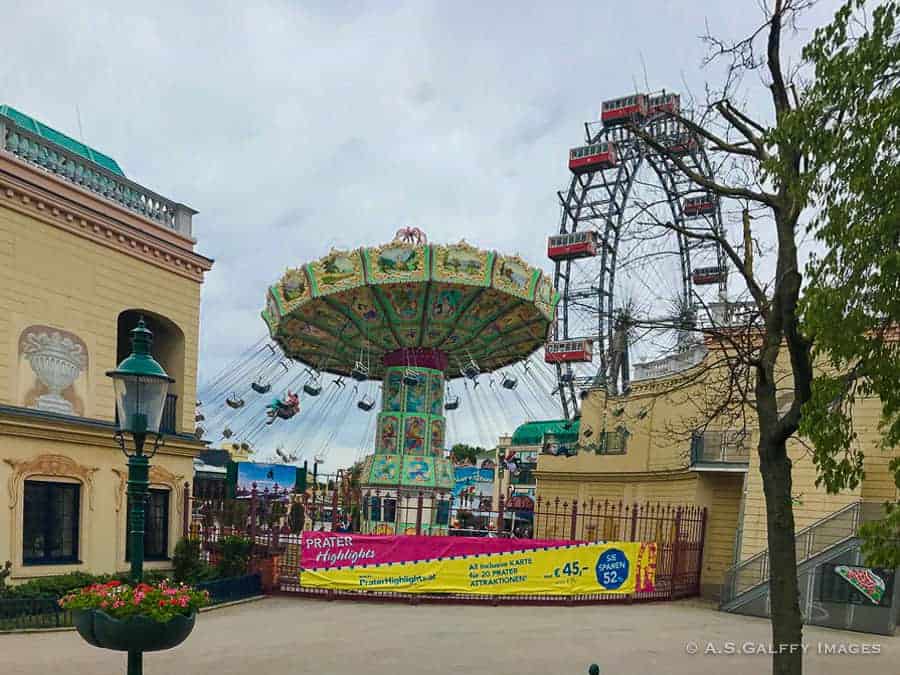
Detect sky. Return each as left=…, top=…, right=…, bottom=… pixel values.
left=2, top=0, right=844, bottom=470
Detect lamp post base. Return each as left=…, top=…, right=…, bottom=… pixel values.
left=128, top=650, right=142, bottom=675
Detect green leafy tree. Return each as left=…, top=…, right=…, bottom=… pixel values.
left=618, top=1, right=898, bottom=671
left=449, top=443, right=483, bottom=464
left=798, top=1, right=900, bottom=567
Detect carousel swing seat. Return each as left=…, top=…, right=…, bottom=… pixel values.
left=226, top=394, right=245, bottom=409
left=350, top=361, right=369, bottom=382
left=222, top=428, right=234, bottom=439
left=444, top=396, right=460, bottom=411
left=402, top=368, right=421, bottom=387
left=501, top=373, right=518, bottom=390
left=462, top=359, right=480, bottom=380
left=251, top=380, right=272, bottom=394
left=357, top=394, right=375, bottom=411
left=303, top=379, right=322, bottom=396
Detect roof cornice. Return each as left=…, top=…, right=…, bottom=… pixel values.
left=0, top=153, right=213, bottom=283
left=0, top=405, right=207, bottom=458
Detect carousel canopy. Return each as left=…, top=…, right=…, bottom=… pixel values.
left=261, top=235, right=560, bottom=379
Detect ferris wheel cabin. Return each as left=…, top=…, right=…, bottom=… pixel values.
left=692, top=265, right=727, bottom=285
left=568, top=142, right=617, bottom=174
left=648, top=92, right=681, bottom=116
left=544, top=339, right=593, bottom=364
left=547, top=231, right=598, bottom=261
left=682, top=194, right=717, bottom=217
left=601, top=94, right=648, bottom=126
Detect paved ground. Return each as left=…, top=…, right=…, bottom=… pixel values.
left=1, top=597, right=896, bottom=674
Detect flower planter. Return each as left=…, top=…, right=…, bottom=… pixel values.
left=72, top=609, right=196, bottom=652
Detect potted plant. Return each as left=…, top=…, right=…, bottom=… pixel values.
left=60, top=580, right=209, bottom=652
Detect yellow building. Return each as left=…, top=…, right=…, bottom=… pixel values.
left=0, top=106, right=212, bottom=582
left=535, top=343, right=898, bottom=600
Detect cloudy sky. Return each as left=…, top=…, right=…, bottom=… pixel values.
left=3, top=0, right=842, bottom=469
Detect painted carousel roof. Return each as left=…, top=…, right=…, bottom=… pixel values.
left=261, top=238, right=560, bottom=379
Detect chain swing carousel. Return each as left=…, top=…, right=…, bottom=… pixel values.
left=261, top=230, right=558, bottom=534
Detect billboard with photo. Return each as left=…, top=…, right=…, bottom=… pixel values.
left=234, top=462, right=299, bottom=499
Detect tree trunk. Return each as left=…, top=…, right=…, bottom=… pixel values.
left=759, top=437, right=803, bottom=675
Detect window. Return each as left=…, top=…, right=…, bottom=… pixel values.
left=368, top=496, right=397, bottom=523
left=600, top=427, right=629, bottom=455
left=383, top=498, right=397, bottom=523
left=23, top=480, right=80, bottom=565
left=436, top=500, right=451, bottom=526
left=126, top=488, right=170, bottom=561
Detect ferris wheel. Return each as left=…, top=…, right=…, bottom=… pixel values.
left=546, top=92, right=728, bottom=419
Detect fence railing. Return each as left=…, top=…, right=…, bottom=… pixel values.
left=690, top=430, right=750, bottom=465
left=0, top=119, right=193, bottom=236
left=186, top=477, right=708, bottom=604
left=196, top=573, right=262, bottom=605
left=720, top=500, right=880, bottom=605
left=0, top=595, right=71, bottom=631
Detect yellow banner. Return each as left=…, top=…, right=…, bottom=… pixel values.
left=301, top=541, right=657, bottom=596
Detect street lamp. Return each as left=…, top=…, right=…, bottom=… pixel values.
left=107, top=318, right=174, bottom=584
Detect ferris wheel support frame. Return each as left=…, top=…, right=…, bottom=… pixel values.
left=552, top=116, right=727, bottom=420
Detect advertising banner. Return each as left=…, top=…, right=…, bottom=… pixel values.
left=234, top=462, right=298, bottom=499
left=300, top=533, right=657, bottom=596
left=301, top=533, right=568, bottom=569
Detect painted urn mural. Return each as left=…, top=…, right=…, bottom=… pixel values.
left=19, top=325, right=89, bottom=415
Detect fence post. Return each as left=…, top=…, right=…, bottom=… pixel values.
left=629, top=503, right=639, bottom=542
left=182, top=481, right=191, bottom=538
left=497, top=494, right=505, bottom=534
left=697, top=507, right=708, bottom=595
left=415, top=491, right=424, bottom=535
left=331, top=485, right=340, bottom=530
left=249, top=483, right=258, bottom=542
left=569, top=500, right=579, bottom=541
left=670, top=507, right=683, bottom=599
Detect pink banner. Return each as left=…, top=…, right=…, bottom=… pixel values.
left=301, top=533, right=578, bottom=569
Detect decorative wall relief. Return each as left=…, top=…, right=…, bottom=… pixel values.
left=18, top=326, right=89, bottom=416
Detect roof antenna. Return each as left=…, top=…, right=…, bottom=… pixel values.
left=75, top=104, right=86, bottom=144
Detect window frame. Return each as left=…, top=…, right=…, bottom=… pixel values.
left=125, top=487, right=171, bottom=562
left=22, top=479, right=81, bottom=566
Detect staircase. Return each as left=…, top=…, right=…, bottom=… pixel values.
left=719, top=501, right=900, bottom=635
left=720, top=501, right=865, bottom=612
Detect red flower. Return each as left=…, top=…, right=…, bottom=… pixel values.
left=159, top=600, right=166, bottom=607
left=106, top=580, right=122, bottom=587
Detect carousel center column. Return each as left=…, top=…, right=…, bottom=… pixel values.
left=363, top=348, right=455, bottom=534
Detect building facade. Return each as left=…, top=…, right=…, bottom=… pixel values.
left=0, top=106, right=212, bottom=581
left=535, top=345, right=898, bottom=599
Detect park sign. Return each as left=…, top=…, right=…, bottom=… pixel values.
left=834, top=565, right=887, bottom=605
left=299, top=533, right=658, bottom=596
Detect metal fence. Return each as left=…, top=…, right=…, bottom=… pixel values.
left=197, top=573, right=262, bottom=605
left=0, top=596, right=71, bottom=631
left=186, top=480, right=707, bottom=605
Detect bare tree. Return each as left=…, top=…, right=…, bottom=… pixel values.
left=594, top=2, right=818, bottom=673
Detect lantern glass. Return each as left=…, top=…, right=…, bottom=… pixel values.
left=111, top=373, right=170, bottom=435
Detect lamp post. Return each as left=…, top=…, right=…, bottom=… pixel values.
left=107, top=318, right=173, bottom=675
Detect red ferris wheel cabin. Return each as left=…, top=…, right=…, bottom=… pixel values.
left=568, top=142, right=617, bottom=174
left=682, top=194, right=717, bottom=217
left=648, top=92, right=681, bottom=116
left=601, top=94, right=648, bottom=126
left=544, top=339, right=593, bottom=364
left=547, top=231, right=598, bottom=261
left=692, top=265, right=727, bottom=285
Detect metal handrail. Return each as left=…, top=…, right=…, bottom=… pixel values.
left=721, top=500, right=863, bottom=604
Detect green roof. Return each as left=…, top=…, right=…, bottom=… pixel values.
left=511, top=419, right=580, bottom=446
left=0, top=105, right=125, bottom=176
